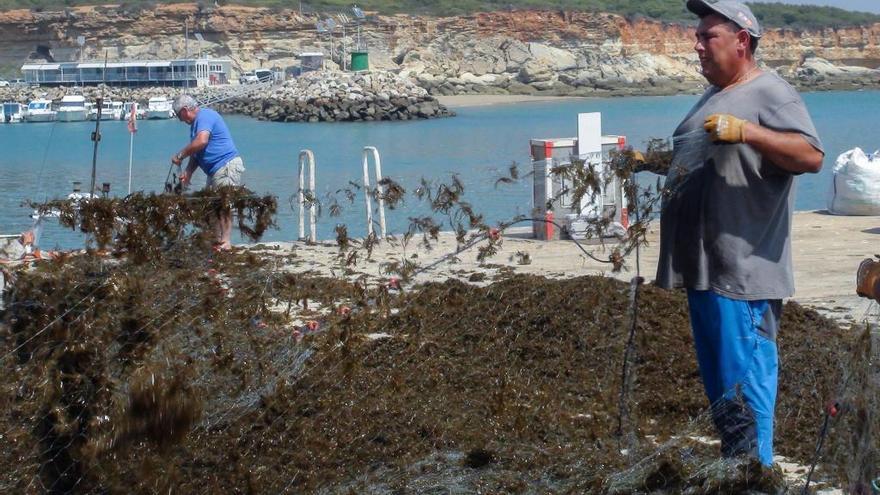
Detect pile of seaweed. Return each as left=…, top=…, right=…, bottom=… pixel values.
left=2, top=174, right=874, bottom=494
left=0, top=242, right=868, bottom=493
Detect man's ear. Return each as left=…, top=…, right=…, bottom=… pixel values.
left=737, top=30, right=751, bottom=54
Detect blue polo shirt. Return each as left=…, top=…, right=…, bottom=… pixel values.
left=190, top=108, right=239, bottom=175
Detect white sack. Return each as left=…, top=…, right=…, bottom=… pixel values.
left=827, top=147, right=880, bottom=215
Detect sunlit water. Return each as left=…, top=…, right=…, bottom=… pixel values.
left=1, top=89, right=878, bottom=249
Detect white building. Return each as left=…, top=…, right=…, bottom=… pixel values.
left=21, top=58, right=233, bottom=87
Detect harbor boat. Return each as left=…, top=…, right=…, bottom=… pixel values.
left=56, top=95, right=88, bottom=122
left=122, top=101, right=146, bottom=121
left=24, top=98, right=56, bottom=123
left=110, top=101, right=125, bottom=120
left=146, top=96, right=174, bottom=120
left=89, top=100, right=124, bottom=121
left=1, top=102, right=24, bottom=123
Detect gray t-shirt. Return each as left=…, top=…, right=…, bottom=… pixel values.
left=655, top=72, right=823, bottom=300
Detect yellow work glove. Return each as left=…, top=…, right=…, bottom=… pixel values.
left=632, top=150, right=646, bottom=162
left=704, top=114, right=748, bottom=143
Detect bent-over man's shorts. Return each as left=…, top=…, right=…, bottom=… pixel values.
left=207, top=156, right=245, bottom=188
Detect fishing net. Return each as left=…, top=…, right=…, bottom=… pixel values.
left=0, top=157, right=874, bottom=493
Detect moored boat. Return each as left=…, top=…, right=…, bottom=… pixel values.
left=56, top=95, right=88, bottom=122
left=24, top=98, right=56, bottom=123
left=89, top=100, right=124, bottom=121
left=2, top=102, right=24, bottom=123
left=146, top=96, right=174, bottom=120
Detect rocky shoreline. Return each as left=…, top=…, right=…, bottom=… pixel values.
left=404, top=54, right=880, bottom=98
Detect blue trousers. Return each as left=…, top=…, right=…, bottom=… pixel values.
left=686, top=289, right=781, bottom=466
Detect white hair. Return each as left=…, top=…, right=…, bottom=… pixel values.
left=172, top=94, right=199, bottom=115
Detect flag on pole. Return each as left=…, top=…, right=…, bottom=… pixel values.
left=127, top=103, right=137, bottom=194
left=127, top=103, right=138, bottom=134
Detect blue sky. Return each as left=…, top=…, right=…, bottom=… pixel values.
left=761, top=0, right=880, bottom=14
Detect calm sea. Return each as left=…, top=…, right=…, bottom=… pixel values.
left=1, top=90, right=878, bottom=249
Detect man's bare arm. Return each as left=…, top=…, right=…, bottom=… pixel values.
left=743, top=123, right=823, bottom=174
left=178, top=130, right=210, bottom=160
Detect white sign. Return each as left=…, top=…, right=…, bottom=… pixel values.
left=577, top=112, right=603, bottom=217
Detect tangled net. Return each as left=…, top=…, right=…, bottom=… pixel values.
left=0, top=158, right=875, bottom=494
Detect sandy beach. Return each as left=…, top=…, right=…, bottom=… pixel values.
left=251, top=210, right=880, bottom=325
left=436, top=94, right=588, bottom=108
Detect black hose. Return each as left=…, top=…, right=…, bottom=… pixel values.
left=803, top=411, right=833, bottom=494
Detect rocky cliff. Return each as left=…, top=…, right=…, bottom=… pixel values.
left=2, top=4, right=879, bottom=96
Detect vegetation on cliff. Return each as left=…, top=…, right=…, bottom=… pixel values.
left=0, top=0, right=878, bottom=29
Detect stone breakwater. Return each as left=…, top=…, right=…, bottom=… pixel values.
left=0, top=70, right=452, bottom=123
left=213, top=71, right=453, bottom=122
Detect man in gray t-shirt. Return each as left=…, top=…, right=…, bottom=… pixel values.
left=654, top=0, right=824, bottom=466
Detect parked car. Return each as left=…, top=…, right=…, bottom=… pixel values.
left=0, top=80, right=9, bottom=87
left=254, top=69, right=273, bottom=83
left=9, top=78, right=27, bottom=86
left=239, top=71, right=258, bottom=84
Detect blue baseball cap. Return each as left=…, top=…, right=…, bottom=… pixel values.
left=686, top=0, right=763, bottom=39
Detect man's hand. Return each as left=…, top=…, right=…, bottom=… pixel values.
left=704, top=114, right=748, bottom=143
left=171, top=153, right=184, bottom=166
left=179, top=169, right=191, bottom=186
left=632, top=150, right=645, bottom=163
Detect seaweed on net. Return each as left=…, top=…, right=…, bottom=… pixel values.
left=190, top=186, right=278, bottom=241
left=3, top=147, right=870, bottom=493
left=823, top=324, right=880, bottom=493
left=0, top=242, right=863, bottom=494
left=30, top=187, right=278, bottom=261
left=377, top=177, right=406, bottom=209
left=607, top=138, right=675, bottom=177
left=87, top=364, right=203, bottom=456
left=493, top=162, right=524, bottom=188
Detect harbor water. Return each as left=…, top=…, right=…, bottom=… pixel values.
left=1, top=89, right=879, bottom=250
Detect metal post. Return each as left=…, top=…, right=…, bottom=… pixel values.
left=362, top=146, right=386, bottom=238
left=89, top=97, right=103, bottom=197
left=298, top=150, right=317, bottom=243
left=185, top=20, right=190, bottom=87
left=89, top=53, right=109, bottom=197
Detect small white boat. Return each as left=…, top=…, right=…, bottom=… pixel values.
left=24, top=98, right=56, bottom=123
left=56, top=95, right=88, bottom=122
left=89, top=100, right=124, bottom=121
left=146, top=96, right=174, bottom=120
left=2, top=102, right=24, bottom=123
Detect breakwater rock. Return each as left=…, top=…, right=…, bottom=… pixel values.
left=0, top=70, right=452, bottom=123
left=212, top=71, right=453, bottom=122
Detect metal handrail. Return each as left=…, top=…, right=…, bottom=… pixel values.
left=197, top=80, right=276, bottom=108
left=362, top=146, right=386, bottom=238
left=298, top=150, right=317, bottom=243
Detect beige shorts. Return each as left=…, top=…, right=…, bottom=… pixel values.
left=207, top=156, right=245, bottom=188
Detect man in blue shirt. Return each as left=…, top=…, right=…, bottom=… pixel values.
left=171, top=95, right=245, bottom=251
